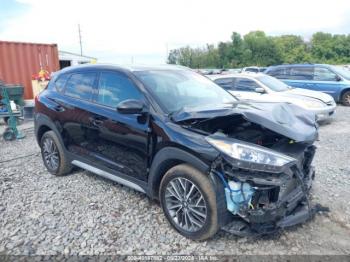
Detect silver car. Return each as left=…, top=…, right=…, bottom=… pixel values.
left=209, top=73, right=336, bottom=122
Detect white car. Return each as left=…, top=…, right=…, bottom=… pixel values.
left=209, top=73, right=336, bottom=122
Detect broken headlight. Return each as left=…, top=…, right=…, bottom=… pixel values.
left=303, top=100, right=325, bottom=109
left=206, top=137, right=296, bottom=171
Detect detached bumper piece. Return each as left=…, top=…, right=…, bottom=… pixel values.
left=222, top=200, right=329, bottom=236
left=215, top=144, right=329, bottom=236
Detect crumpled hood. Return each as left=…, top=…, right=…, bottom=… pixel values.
left=172, top=101, right=318, bottom=142
left=285, top=88, right=334, bottom=104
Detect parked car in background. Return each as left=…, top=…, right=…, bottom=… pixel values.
left=242, top=67, right=266, bottom=73
left=224, top=68, right=242, bottom=74
left=209, top=73, right=336, bottom=122
left=265, top=64, right=350, bottom=106
left=35, top=64, right=320, bottom=240
left=198, top=69, right=222, bottom=75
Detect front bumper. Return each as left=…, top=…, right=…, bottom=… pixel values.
left=311, top=104, right=336, bottom=122
left=222, top=197, right=325, bottom=236
left=214, top=144, right=326, bottom=236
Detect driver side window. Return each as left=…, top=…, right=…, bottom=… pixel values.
left=97, top=72, right=141, bottom=108
left=314, top=67, right=338, bottom=81
left=233, top=78, right=259, bottom=92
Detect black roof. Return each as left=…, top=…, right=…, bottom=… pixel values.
left=59, top=64, right=189, bottom=75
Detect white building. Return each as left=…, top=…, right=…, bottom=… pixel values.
left=59, top=51, right=97, bottom=69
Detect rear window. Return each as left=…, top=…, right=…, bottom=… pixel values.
left=64, top=73, right=96, bottom=100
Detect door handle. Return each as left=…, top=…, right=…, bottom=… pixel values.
left=53, top=105, right=64, bottom=112
left=89, top=116, right=104, bottom=127
left=92, top=119, right=103, bottom=126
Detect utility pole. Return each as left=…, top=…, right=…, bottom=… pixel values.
left=78, top=24, right=83, bottom=56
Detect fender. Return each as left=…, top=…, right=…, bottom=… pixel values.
left=34, top=113, right=66, bottom=150
left=147, top=147, right=210, bottom=199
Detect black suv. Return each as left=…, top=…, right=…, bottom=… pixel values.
left=35, top=64, right=320, bottom=240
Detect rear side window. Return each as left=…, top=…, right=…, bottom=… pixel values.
left=245, top=68, right=259, bottom=73
left=266, top=67, right=289, bottom=79
left=97, top=72, right=142, bottom=108
left=314, top=67, right=338, bottom=81
left=214, top=78, right=235, bottom=90
left=233, top=78, right=259, bottom=91
left=289, top=67, right=314, bottom=80
left=55, top=74, right=70, bottom=92
left=64, top=73, right=96, bottom=100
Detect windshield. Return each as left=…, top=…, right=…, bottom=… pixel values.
left=257, top=74, right=291, bottom=92
left=331, top=65, right=350, bottom=80
left=134, top=70, right=237, bottom=113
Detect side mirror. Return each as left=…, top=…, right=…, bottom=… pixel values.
left=117, top=99, right=144, bottom=114
left=335, top=75, right=342, bottom=82
left=255, top=87, right=265, bottom=93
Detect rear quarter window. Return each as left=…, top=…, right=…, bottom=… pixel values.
left=54, top=74, right=70, bottom=93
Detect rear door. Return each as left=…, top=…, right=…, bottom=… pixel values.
left=85, top=70, right=149, bottom=181
left=54, top=71, right=98, bottom=153
left=283, top=66, right=315, bottom=90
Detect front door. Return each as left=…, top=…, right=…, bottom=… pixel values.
left=312, top=66, right=343, bottom=100
left=85, top=70, right=149, bottom=182
left=230, top=78, right=265, bottom=101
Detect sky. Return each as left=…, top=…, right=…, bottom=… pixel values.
left=1, top=0, right=350, bottom=64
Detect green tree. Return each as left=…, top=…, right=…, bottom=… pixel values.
left=243, top=31, right=282, bottom=66
left=167, top=31, right=350, bottom=68
left=273, top=35, right=308, bottom=63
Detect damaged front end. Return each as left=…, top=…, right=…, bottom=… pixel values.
left=209, top=143, right=319, bottom=236
left=174, top=102, right=328, bottom=236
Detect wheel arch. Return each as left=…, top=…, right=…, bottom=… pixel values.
left=340, top=87, right=350, bottom=103
left=34, top=113, right=65, bottom=149
left=147, top=146, right=210, bottom=200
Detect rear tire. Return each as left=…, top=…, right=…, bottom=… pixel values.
left=341, top=90, right=350, bottom=106
left=159, top=164, right=219, bottom=240
left=40, top=130, right=72, bottom=176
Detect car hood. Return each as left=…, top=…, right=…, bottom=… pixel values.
left=284, top=88, right=334, bottom=104
left=171, top=101, right=318, bottom=142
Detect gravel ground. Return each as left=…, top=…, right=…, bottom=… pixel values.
left=0, top=107, right=350, bottom=256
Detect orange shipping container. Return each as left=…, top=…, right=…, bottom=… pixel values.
left=0, top=40, right=60, bottom=100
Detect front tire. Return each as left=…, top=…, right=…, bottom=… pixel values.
left=341, top=90, right=350, bottom=106
left=160, top=164, right=219, bottom=240
left=40, top=131, right=72, bottom=176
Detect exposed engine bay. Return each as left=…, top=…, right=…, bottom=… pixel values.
left=176, top=108, right=329, bottom=236
left=188, top=114, right=287, bottom=148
